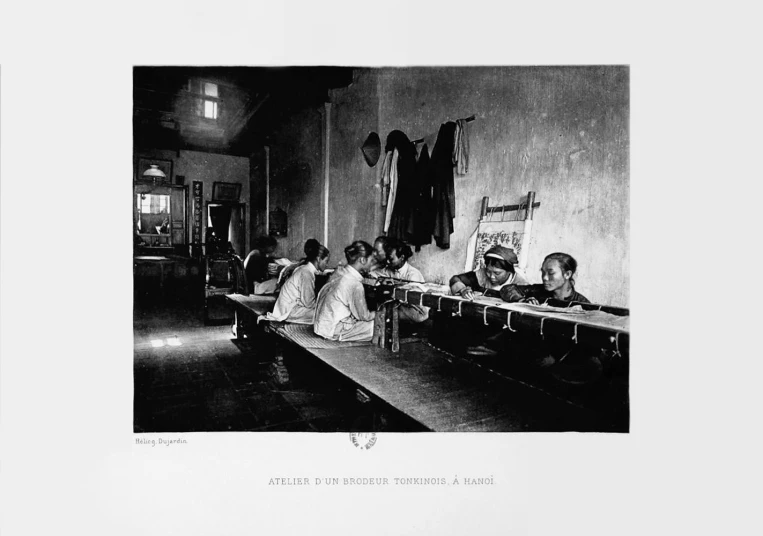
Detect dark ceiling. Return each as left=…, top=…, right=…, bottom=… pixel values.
left=133, top=66, right=355, bottom=156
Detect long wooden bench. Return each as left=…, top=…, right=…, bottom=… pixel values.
left=225, top=293, right=609, bottom=432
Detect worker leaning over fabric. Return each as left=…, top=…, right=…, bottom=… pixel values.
left=267, top=240, right=330, bottom=324
left=449, top=245, right=529, bottom=300
left=244, top=235, right=280, bottom=294
left=373, top=238, right=429, bottom=323
left=432, top=245, right=527, bottom=356
left=314, top=240, right=377, bottom=342
left=499, top=252, right=589, bottom=305
left=327, top=235, right=386, bottom=283
left=276, top=238, right=320, bottom=291
left=368, top=235, right=390, bottom=278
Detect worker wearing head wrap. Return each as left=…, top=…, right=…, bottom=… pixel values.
left=449, top=245, right=528, bottom=301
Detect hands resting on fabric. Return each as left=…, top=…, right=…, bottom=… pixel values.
left=500, top=284, right=540, bottom=305
left=456, top=286, right=476, bottom=301
left=457, top=286, right=536, bottom=303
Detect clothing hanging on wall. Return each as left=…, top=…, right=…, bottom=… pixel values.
left=385, top=130, right=418, bottom=239
left=431, top=121, right=457, bottom=249
left=410, top=144, right=433, bottom=249
left=454, top=118, right=470, bottom=175
left=380, top=150, right=393, bottom=207
left=383, top=148, right=399, bottom=232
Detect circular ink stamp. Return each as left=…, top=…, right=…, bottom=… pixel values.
left=349, top=432, right=377, bottom=450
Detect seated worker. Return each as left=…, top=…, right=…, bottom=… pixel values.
left=328, top=235, right=387, bottom=282
left=277, top=238, right=321, bottom=291
left=500, top=252, right=590, bottom=304
left=369, top=235, right=389, bottom=278
left=244, top=235, right=279, bottom=294
left=314, top=240, right=376, bottom=342
left=268, top=241, right=330, bottom=324
left=449, top=245, right=529, bottom=300
left=374, top=238, right=429, bottom=324
left=432, top=245, right=528, bottom=356
left=499, top=252, right=599, bottom=378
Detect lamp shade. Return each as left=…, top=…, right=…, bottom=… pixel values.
left=142, top=165, right=166, bottom=179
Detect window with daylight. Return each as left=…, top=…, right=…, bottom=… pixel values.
left=192, top=80, right=219, bottom=120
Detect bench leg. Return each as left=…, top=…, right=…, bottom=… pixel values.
left=372, top=305, right=385, bottom=347
left=391, top=305, right=400, bottom=352
left=234, top=310, right=245, bottom=340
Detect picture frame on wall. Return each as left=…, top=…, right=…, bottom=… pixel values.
left=136, top=157, right=173, bottom=184
left=212, top=181, right=242, bottom=202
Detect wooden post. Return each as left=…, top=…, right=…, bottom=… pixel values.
left=264, top=146, right=270, bottom=235
left=526, top=191, right=536, bottom=220
left=519, top=191, right=535, bottom=271
left=480, top=196, right=489, bottom=220
left=323, top=102, right=331, bottom=247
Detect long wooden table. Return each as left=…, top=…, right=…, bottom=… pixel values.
left=226, top=293, right=604, bottom=432
left=366, top=282, right=630, bottom=356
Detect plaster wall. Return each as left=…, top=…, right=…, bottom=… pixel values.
left=342, top=67, right=628, bottom=306
left=264, top=107, right=325, bottom=261
left=254, top=66, right=629, bottom=306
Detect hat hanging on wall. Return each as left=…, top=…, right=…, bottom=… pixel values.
left=361, top=132, right=381, bottom=167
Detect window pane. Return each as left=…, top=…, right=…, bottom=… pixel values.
left=204, top=82, right=218, bottom=97
left=204, top=100, right=217, bottom=119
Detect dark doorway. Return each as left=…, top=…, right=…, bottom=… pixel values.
left=207, top=203, right=246, bottom=256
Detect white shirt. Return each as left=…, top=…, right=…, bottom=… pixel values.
left=269, top=262, right=317, bottom=324
left=375, top=262, right=425, bottom=283
left=314, top=265, right=375, bottom=339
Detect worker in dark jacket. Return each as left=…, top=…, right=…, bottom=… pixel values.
left=500, top=252, right=590, bottom=305
left=450, top=245, right=529, bottom=300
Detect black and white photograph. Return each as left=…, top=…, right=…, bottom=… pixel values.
left=132, top=65, right=630, bottom=433
left=2, top=2, right=761, bottom=535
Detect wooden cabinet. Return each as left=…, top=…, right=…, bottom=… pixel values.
left=134, top=182, right=188, bottom=248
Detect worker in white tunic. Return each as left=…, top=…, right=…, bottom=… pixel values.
left=314, top=240, right=376, bottom=342
left=373, top=238, right=429, bottom=323
left=267, top=241, right=330, bottom=324
left=327, top=235, right=386, bottom=282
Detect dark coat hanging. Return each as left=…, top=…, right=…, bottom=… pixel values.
left=430, top=121, right=457, bottom=249
left=385, top=130, right=418, bottom=242
left=410, top=144, right=433, bottom=248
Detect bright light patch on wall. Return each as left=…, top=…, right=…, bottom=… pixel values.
left=166, top=337, right=182, bottom=347
left=150, top=339, right=165, bottom=348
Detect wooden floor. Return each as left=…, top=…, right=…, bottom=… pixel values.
left=133, top=299, right=369, bottom=432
